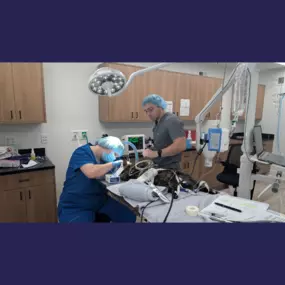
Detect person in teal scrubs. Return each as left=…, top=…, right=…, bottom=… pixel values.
left=57, top=136, right=136, bottom=223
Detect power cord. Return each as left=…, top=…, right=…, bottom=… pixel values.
left=191, top=142, right=207, bottom=176
left=163, top=189, right=175, bottom=223
left=140, top=201, right=155, bottom=223
left=162, top=172, right=178, bottom=223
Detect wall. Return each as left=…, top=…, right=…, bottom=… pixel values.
left=259, top=68, right=285, bottom=154
left=0, top=62, right=261, bottom=200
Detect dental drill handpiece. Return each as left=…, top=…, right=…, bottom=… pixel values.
left=146, top=181, right=170, bottom=203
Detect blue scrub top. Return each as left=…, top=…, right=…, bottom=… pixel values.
left=58, top=143, right=107, bottom=211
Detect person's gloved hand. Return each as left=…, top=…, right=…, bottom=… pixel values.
left=112, top=160, right=123, bottom=168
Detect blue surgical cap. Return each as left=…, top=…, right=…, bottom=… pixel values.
left=142, top=94, right=167, bottom=110
left=96, top=136, right=124, bottom=157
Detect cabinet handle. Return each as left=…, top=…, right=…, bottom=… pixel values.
left=19, top=178, right=30, bottom=183
left=131, top=112, right=134, bottom=119
left=177, top=112, right=179, bottom=116
left=136, top=112, right=138, bottom=119
left=10, top=111, right=13, bottom=120
left=20, top=192, right=23, bottom=201
left=28, top=190, right=31, bottom=199
left=19, top=111, right=22, bottom=119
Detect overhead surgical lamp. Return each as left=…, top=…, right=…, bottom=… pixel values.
left=88, top=63, right=172, bottom=97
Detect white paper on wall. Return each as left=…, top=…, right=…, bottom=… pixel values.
left=180, top=99, right=190, bottom=116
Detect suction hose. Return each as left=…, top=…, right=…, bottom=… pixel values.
left=123, top=141, right=139, bottom=163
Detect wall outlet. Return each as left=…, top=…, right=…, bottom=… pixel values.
left=41, top=133, right=48, bottom=144
left=5, top=136, right=17, bottom=146
left=71, top=130, right=88, bottom=141
left=278, top=77, right=284, bottom=84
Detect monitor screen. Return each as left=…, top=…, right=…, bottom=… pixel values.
left=128, top=136, right=144, bottom=151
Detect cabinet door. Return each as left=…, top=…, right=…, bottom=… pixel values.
left=106, top=63, right=139, bottom=122
left=256, top=85, right=265, bottom=120
left=175, top=73, right=220, bottom=121
left=12, top=63, right=46, bottom=123
left=188, top=153, right=201, bottom=181
left=181, top=152, right=200, bottom=180
left=1, top=190, right=27, bottom=223
left=199, top=151, right=228, bottom=189
left=26, top=184, right=57, bottom=223
left=186, top=75, right=210, bottom=120
left=201, top=77, right=223, bottom=120
left=0, top=63, right=17, bottom=122
left=209, top=78, right=223, bottom=120
left=138, top=70, right=177, bottom=122
left=133, top=68, right=149, bottom=122
left=175, top=73, right=193, bottom=120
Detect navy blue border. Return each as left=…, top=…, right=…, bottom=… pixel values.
left=1, top=224, right=284, bottom=284
left=0, top=2, right=284, bottom=61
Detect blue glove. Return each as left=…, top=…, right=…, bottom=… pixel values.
left=112, top=160, right=123, bottom=168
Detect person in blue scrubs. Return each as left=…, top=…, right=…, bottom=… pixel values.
left=57, top=136, right=137, bottom=223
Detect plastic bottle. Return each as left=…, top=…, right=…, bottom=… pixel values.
left=30, top=148, right=36, bottom=160
left=186, top=131, right=192, bottom=150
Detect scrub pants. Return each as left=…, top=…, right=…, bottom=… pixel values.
left=58, top=196, right=136, bottom=223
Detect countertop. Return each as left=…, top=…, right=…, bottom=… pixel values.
left=0, top=158, right=55, bottom=176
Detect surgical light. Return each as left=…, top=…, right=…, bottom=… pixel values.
left=88, top=66, right=127, bottom=97
left=88, top=63, right=172, bottom=97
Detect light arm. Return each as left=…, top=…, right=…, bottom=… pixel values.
left=124, top=63, right=172, bottom=89
left=194, top=64, right=238, bottom=135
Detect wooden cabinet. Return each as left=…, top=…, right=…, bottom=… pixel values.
left=99, top=64, right=178, bottom=122
left=181, top=151, right=226, bottom=189
left=180, top=151, right=200, bottom=180
left=198, top=152, right=228, bottom=189
left=141, top=70, right=178, bottom=121
left=0, top=63, right=46, bottom=124
left=25, top=184, right=57, bottom=223
left=0, top=63, right=16, bottom=122
left=2, top=190, right=27, bottom=223
left=256, top=84, right=266, bottom=120
left=99, top=63, right=144, bottom=122
left=98, top=63, right=266, bottom=123
left=0, top=169, right=57, bottom=223
left=175, top=73, right=194, bottom=120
